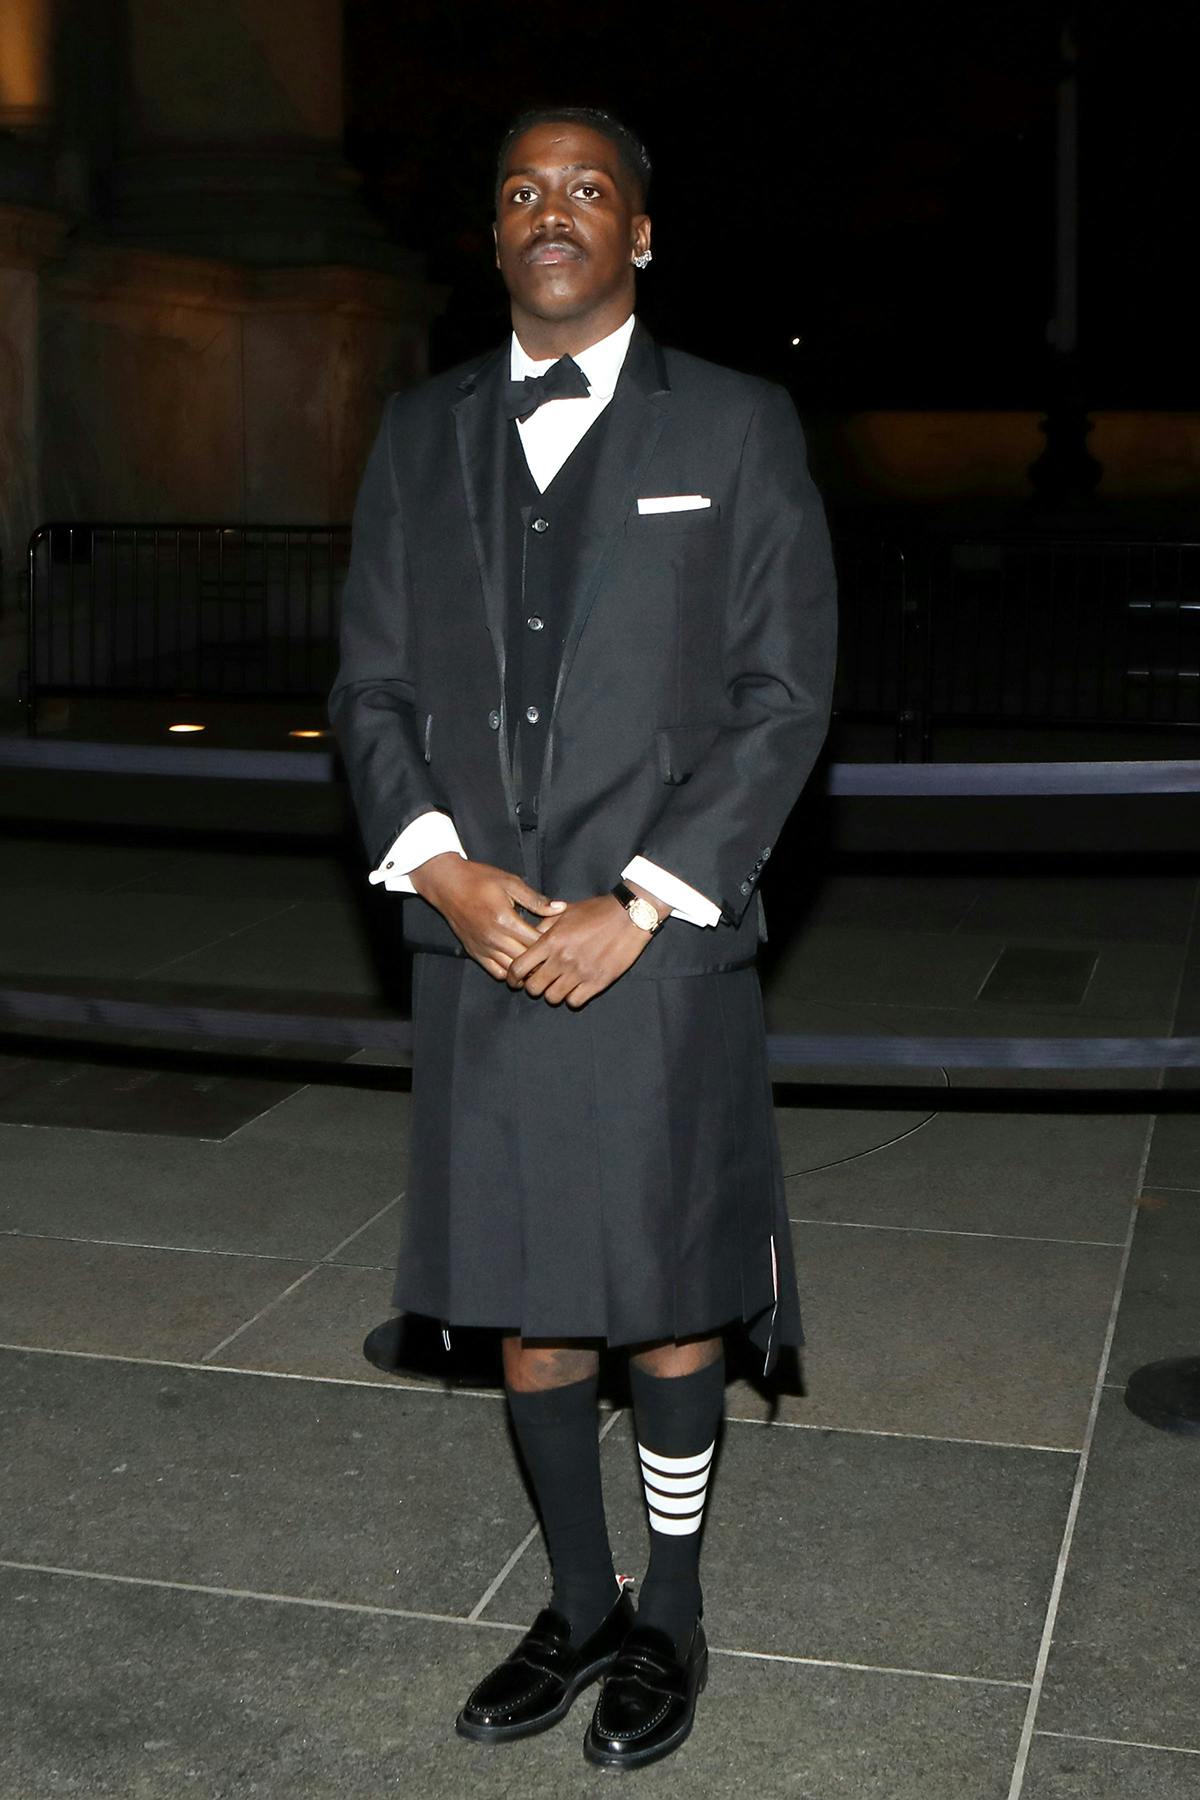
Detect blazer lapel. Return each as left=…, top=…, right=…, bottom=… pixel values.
left=548, top=325, right=671, bottom=723
left=452, top=346, right=522, bottom=826
left=452, top=345, right=510, bottom=667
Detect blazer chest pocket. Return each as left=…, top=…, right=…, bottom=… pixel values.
left=655, top=722, right=721, bottom=784
left=627, top=502, right=722, bottom=537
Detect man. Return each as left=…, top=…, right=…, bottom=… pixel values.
left=330, top=105, right=836, bottom=1770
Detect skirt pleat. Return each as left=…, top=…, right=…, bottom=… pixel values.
left=392, top=952, right=801, bottom=1367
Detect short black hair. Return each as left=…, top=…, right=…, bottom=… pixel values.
left=495, top=106, right=652, bottom=210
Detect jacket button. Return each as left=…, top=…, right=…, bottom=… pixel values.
left=527, top=615, right=544, bottom=632
left=739, top=880, right=751, bottom=896
left=525, top=704, right=540, bottom=725
left=531, top=517, right=549, bottom=534
left=487, top=710, right=501, bottom=730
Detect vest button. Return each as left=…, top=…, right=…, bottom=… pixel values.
left=487, top=710, right=501, bottom=730
left=527, top=615, right=544, bottom=632
left=531, top=516, right=550, bottom=533
left=525, top=705, right=541, bottom=725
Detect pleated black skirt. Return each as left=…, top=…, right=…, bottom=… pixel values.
left=392, top=951, right=801, bottom=1371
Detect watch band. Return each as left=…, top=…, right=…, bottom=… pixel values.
left=611, top=879, right=662, bottom=933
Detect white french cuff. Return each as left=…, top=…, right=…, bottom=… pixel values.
left=622, top=856, right=721, bottom=929
left=369, top=810, right=466, bottom=892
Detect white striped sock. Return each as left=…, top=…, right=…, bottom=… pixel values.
left=638, top=1439, right=714, bottom=1538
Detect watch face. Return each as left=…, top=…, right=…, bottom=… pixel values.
left=628, top=895, right=659, bottom=932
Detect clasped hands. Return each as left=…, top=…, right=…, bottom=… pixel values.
left=410, top=853, right=655, bottom=1008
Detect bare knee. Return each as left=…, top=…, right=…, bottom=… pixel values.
left=502, top=1336, right=600, bottom=1392
left=628, top=1334, right=723, bottom=1379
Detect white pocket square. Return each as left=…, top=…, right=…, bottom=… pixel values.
left=637, top=494, right=711, bottom=514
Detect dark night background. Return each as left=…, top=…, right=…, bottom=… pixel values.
left=343, top=0, right=1197, bottom=410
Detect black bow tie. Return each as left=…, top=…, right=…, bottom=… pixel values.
left=504, top=355, right=591, bottom=421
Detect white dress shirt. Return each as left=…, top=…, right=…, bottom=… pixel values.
left=370, top=315, right=721, bottom=929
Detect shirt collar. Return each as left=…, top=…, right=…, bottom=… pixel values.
left=509, top=314, right=636, bottom=402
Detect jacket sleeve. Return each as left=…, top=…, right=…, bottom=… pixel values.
left=637, top=384, right=837, bottom=925
left=328, top=397, right=444, bottom=866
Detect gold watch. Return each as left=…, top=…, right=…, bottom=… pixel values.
left=611, top=879, right=662, bottom=934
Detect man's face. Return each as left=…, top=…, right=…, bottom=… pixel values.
left=494, top=121, right=651, bottom=336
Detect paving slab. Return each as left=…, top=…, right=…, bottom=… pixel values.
left=234, top=1080, right=410, bottom=1161
left=978, top=947, right=1098, bottom=1007
left=326, top=1198, right=407, bottom=1269
left=1108, top=1188, right=1200, bottom=1382
left=1023, top=1733, right=1200, bottom=1799
left=0, top=1566, right=1027, bottom=1800
left=773, top=1103, right=940, bottom=1178
left=116, top=845, right=357, bottom=902
left=728, top=1220, right=1120, bottom=1448
left=791, top=872, right=982, bottom=934
left=1079, top=941, right=1189, bottom=1023
left=764, top=925, right=1003, bottom=1012
left=1142, top=1113, right=1200, bottom=1191
left=0, top=1349, right=532, bottom=1616
left=1037, top=1392, right=1200, bottom=1751
left=0, top=1048, right=306, bottom=1139
left=487, top=1411, right=1074, bottom=1684
left=0, top=837, right=170, bottom=893
left=204, top=1261, right=451, bottom=1386
left=960, top=876, right=1198, bottom=947
left=0, top=888, right=296, bottom=981
left=786, top=1109, right=1146, bottom=1240
left=0, top=1235, right=313, bottom=1363
left=0, top=1123, right=403, bottom=1258
left=154, top=900, right=388, bottom=996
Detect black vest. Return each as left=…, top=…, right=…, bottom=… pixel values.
left=503, top=408, right=615, bottom=828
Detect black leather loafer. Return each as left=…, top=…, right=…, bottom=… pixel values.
left=456, top=1591, right=635, bottom=1744
left=583, top=1620, right=708, bottom=1769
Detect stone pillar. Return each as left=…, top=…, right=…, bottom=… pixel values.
left=107, top=0, right=401, bottom=271
left=39, top=0, right=441, bottom=527
left=0, top=0, right=55, bottom=135
left=0, top=205, right=64, bottom=697
left=0, top=0, right=64, bottom=690
left=0, top=0, right=441, bottom=701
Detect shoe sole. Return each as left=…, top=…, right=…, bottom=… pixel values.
left=455, top=1653, right=617, bottom=1745
left=582, top=1650, right=708, bottom=1770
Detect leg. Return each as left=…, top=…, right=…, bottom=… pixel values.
left=583, top=1332, right=722, bottom=1769
left=500, top=1335, right=617, bottom=1639
left=627, top=1333, right=725, bottom=1653
left=457, top=1334, right=632, bottom=1745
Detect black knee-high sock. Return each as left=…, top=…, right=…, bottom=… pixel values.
left=629, top=1356, right=725, bottom=1655
left=506, top=1374, right=617, bottom=1643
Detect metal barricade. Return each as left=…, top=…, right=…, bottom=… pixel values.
left=24, top=521, right=1200, bottom=754
left=25, top=522, right=350, bottom=729
left=831, top=531, right=1200, bottom=757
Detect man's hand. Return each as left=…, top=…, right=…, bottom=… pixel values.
left=411, top=853, right=565, bottom=979
left=505, top=893, right=656, bottom=1008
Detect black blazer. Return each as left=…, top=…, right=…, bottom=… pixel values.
left=329, top=324, right=837, bottom=977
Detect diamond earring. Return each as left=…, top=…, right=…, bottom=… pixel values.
left=632, top=249, right=653, bottom=270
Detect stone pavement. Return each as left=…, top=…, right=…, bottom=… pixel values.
left=2, top=823, right=1199, bottom=1797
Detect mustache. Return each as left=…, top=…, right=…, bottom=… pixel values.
left=522, top=237, right=585, bottom=262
